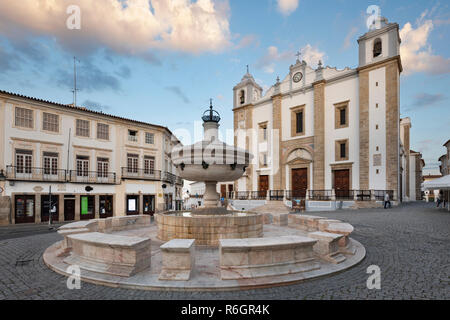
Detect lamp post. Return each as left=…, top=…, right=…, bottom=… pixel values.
left=48, top=186, right=53, bottom=229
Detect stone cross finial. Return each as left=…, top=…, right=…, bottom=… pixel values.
left=276, top=76, right=280, bottom=83
left=295, top=51, right=301, bottom=62
left=318, top=60, right=323, bottom=69
left=246, top=65, right=249, bottom=74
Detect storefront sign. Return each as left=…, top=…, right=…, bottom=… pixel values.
left=81, top=196, right=88, bottom=215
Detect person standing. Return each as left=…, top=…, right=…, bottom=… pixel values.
left=384, top=192, right=391, bottom=209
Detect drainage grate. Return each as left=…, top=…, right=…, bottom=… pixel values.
left=15, top=259, right=34, bottom=266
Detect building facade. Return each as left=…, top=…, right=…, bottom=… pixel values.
left=439, top=140, right=450, bottom=176
left=232, top=18, right=421, bottom=202
left=0, top=90, right=183, bottom=225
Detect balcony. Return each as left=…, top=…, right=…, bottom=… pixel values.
left=121, top=168, right=183, bottom=185
left=6, top=166, right=67, bottom=183
left=68, top=170, right=116, bottom=184
left=121, top=168, right=162, bottom=181
left=6, top=166, right=117, bottom=184
left=162, top=171, right=176, bottom=184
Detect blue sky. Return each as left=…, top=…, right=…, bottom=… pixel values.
left=0, top=0, right=448, bottom=174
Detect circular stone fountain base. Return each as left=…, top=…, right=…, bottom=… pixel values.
left=43, top=223, right=366, bottom=292
left=155, top=212, right=263, bottom=246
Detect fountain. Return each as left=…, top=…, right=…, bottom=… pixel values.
left=155, top=100, right=263, bottom=245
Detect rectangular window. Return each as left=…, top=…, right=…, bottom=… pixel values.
left=76, top=156, right=89, bottom=177
left=76, top=119, right=90, bottom=137
left=340, top=108, right=346, bottom=126
left=340, top=143, right=346, bottom=159
left=97, top=158, right=109, bottom=178
left=43, top=152, right=58, bottom=175
left=296, top=112, right=303, bottom=133
left=128, top=130, right=138, bottom=142
left=335, top=140, right=349, bottom=161
left=335, top=102, right=349, bottom=129
left=127, top=154, right=139, bottom=173
left=145, top=132, right=154, bottom=144
left=97, top=123, right=109, bottom=140
left=15, top=107, right=33, bottom=128
left=15, top=150, right=32, bottom=174
left=144, top=156, right=155, bottom=175
left=42, top=113, right=59, bottom=132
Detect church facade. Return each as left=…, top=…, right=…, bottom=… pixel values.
left=232, top=18, right=421, bottom=202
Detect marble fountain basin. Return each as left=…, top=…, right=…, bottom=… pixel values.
left=155, top=211, right=264, bottom=246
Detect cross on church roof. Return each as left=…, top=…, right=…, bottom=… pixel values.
left=295, top=51, right=301, bottom=62
left=246, top=65, right=249, bottom=74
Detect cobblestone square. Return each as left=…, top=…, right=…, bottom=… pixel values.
left=0, top=202, right=448, bottom=300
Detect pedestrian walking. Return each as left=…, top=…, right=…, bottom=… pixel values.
left=384, top=192, right=391, bottom=209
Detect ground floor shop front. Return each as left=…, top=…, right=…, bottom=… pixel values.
left=0, top=181, right=182, bottom=225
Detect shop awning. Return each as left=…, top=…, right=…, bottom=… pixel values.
left=423, top=175, right=450, bottom=190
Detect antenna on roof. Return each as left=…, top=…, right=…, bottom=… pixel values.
left=72, top=56, right=80, bottom=107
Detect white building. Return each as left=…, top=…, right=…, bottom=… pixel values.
left=0, top=90, right=183, bottom=225
left=231, top=17, right=421, bottom=202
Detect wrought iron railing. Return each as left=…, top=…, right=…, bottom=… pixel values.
left=6, top=166, right=67, bottom=182
left=373, top=190, right=394, bottom=201
left=269, top=190, right=284, bottom=201
left=235, top=191, right=250, bottom=200
left=121, top=168, right=161, bottom=181
left=354, top=190, right=372, bottom=201
left=308, top=190, right=333, bottom=200
left=162, top=172, right=177, bottom=184
left=250, top=191, right=267, bottom=200
left=335, top=190, right=355, bottom=200
left=68, top=170, right=116, bottom=184
left=285, top=190, right=307, bottom=200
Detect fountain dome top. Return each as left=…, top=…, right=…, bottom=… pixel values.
left=202, top=99, right=221, bottom=123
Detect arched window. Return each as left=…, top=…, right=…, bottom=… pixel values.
left=373, top=38, right=382, bottom=58
left=240, top=90, right=245, bottom=104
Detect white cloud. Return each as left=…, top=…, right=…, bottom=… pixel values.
left=0, top=0, right=231, bottom=56
left=300, top=44, right=326, bottom=68
left=256, top=46, right=292, bottom=73
left=400, top=18, right=450, bottom=75
left=277, top=0, right=299, bottom=16
left=342, top=27, right=359, bottom=50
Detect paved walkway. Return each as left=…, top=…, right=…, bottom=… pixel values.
left=0, top=202, right=448, bottom=300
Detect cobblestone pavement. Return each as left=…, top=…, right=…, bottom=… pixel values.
left=0, top=202, right=448, bottom=300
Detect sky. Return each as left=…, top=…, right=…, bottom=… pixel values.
left=0, top=0, right=449, bottom=175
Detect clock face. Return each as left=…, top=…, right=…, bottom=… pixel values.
left=293, top=72, right=303, bottom=83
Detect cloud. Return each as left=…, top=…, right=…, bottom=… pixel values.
left=277, top=0, right=299, bottom=16
left=56, top=60, right=121, bottom=92
left=165, top=86, right=190, bottom=103
left=83, top=100, right=111, bottom=112
left=256, top=46, right=292, bottom=74
left=300, top=44, right=326, bottom=68
left=342, top=27, right=359, bottom=51
left=235, top=34, right=259, bottom=49
left=0, top=0, right=231, bottom=57
left=115, top=65, right=132, bottom=79
left=405, top=93, right=447, bottom=111
left=0, top=46, right=22, bottom=72
left=400, top=17, right=450, bottom=75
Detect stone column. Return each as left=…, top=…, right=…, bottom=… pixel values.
left=35, top=193, right=41, bottom=223
left=75, top=194, right=81, bottom=221
left=94, top=195, right=100, bottom=219
left=204, top=182, right=220, bottom=208
left=313, top=80, right=325, bottom=190
left=58, top=194, right=64, bottom=222
left=139, top=193, right=144, bottom=215
left=358, top=69, right=370, bottom=190
left=331, top=189, right=336, bottom=201
left=370, top=190, right=376, bottom=201
left=271, top=93, right=282, bottom=190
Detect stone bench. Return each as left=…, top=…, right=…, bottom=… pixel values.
left=308, top=231, right=346, bottom=264
left=58, top=220, right=99, bottom=250
left=272, top=213, right=289, bottom=226
left=324, top=222, right=355, bottom=255
left=159, top=239, right=195, bottom=281
left=64, top=232, right=151, bottom=277
left=317, top=219, right=342, bottom=232
left=219, top=236, right=319, bottom=280
left=288, top=214, right=326, bottom=231
left=98, top=215, right=151, bottom=233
